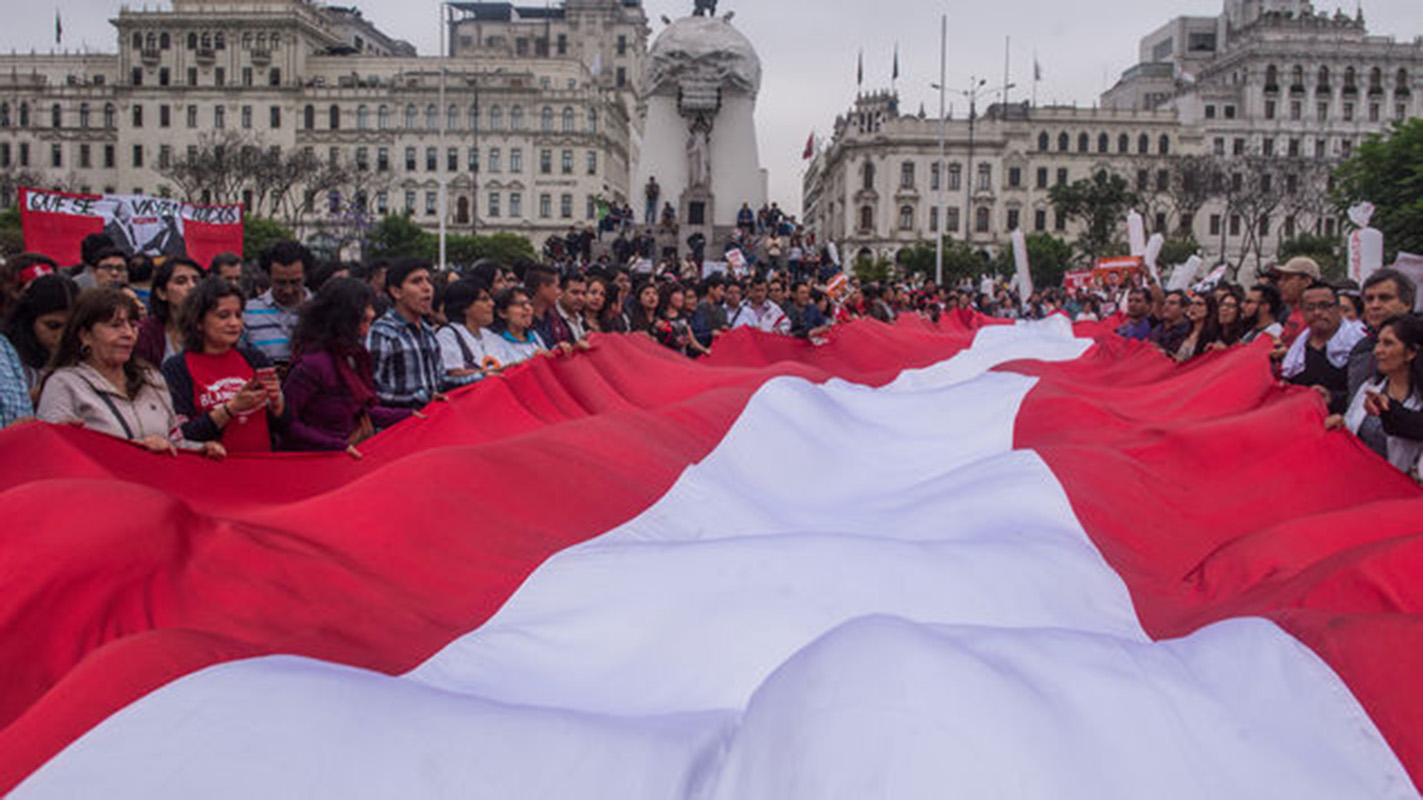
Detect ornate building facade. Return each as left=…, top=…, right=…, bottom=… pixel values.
left=0, top=0, right=648, bottom=252
left=805, top=0, right=1420, bottom=274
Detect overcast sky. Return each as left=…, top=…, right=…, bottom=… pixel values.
left=3, top=0, right=1418, bottom=216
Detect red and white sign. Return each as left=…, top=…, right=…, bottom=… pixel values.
left=0, top=318, right=1420, bottom=797
left=19, top=187, right=243, bottom=268
left=1063, top=270, right=1094, bottom=291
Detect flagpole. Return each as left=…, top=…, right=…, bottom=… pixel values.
left=1002, top=37, right=1011, bottom=108
left=935, top=14, right=946, bottom=287
left=437, top=1, right=448, bottom=271
left=1032, top=51, right=1039, bottom=109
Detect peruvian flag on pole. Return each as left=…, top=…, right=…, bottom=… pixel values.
left=802, top=131, right=815, bottom=160
left=1, top=317, right=1421, bottom=797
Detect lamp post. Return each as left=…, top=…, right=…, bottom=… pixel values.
left=438, top=1, right=449, bottom=271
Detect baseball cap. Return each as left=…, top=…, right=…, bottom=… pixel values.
left=1272, top=256, right=1322, bottom=280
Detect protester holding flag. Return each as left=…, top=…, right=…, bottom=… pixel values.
left=435, top=279, right=501, bottom=385
left=368, top=260, right=445, bottom=410
left=652, top=282, right=707, bottom=358
left=135, top=257, right=205, bottom=368
left=1174, top=291, right=1221, bottom=363
left=2, top=273, right=79, bottom=396
left=162, top=278, right=286, bottom=453
left=36, top=288, right=224, bottom=459
left=1240, top=283, right=1286, bottom=345
left=1283, top=282, right=1366, bottom=414
left=1332, top=314, right=1423, bottom=476
left=1348, top=269, right=1416, bottom=400
left=488, top=286, right=547, bottom=368
left=283, top=279, right=411, bottom=458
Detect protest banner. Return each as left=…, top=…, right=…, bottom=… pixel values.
left=19, top=188, right=243, bottom=267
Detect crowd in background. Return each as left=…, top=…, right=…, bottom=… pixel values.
left=0, top=230, right=1419, bottom=481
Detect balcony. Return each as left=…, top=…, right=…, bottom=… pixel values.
left=196, top=47, right=215, bottom=65
left=140, top=48, right=161, bottom=66
left=251, top=48, right=271, bottom=66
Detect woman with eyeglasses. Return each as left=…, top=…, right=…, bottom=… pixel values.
left=488, top=286, right=547, bottom=368
left=1329, top=314, right=1423, bottom=477
left=1175, top=290, right=1222, bottom=363
left=1215, top=285, right=1246, bottom=346
left=36, top=288, right=224, bottom=459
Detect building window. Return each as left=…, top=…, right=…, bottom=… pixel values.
left=977, top=163, right=991, bottom=190
left=132, top=144, right=144, bottom=168
left=930, top=162, right=941, bottom=190
left=1262, top=138, right=1274, bottom=157
left=159, top=104, right=172, bottom=128
left=469, top=147, right=479, bottom=173
left=510, top=192, right=522, bottom=218
left=946, top=207, right=960, bottom=232
left=539, top=193, right=552, bottom=218
left=1117, top=133, right=1129, bottom=154
left=405, top=104, right=417, bottom=129
left=1264, top=100, right=1276, bottom=120
left=377, top=147, right=389, bottom=172
left=405, top=191, right=416, bottom=213
left=426, top=105, right=438, bottom=129
left=1229, top=215, right=1241, bottom=237
left=1054, top=210, right=1066, bottom=231
left=1223, top=105, right=1235, bottom=119
left=1343, top=102, right=1354, bottom=122
left=1056, top=168, right=1068, bottom=186
left=377, top=191, right=389, bottom=215
left=426, top=147, right=437, bottom=172
left=1317, top=101, right=1329, bottom=121
left=898, top=205, right=914, bottom=230
left=355, top=147, right=369, bottom=172
left=561, top=149, right=573, bottom=174
left=448, top=104, right=459, bottom=132
left=1077, top=132, right=1089, bottom=153
left=1057, top=132, right=1069, bottom=152
left=1136, top=170, right=1149, bottom=192
left=863, top=161, right=876, bottom=190
left=1037, top=132, right=1049, bottom=151
left=405, top=147, right=416, bottom=171
left=50, top=143, right=62, bottom=168
left=540, top=149, right=552, bottom=174
left=616, top=67, right=627, bottom=88
left=1034, top=209, right=1047, bottom=231
left=1156, top=170, right=1169, bottom=192
left=586, top=150, right=597, bottom=175
left=1007, top=208, right=1020, bottom=230
left=1233, top=137, right=1245, bottom=156
left=508, top=148, right=521, bottom=172
left=541, top=106, right=553, bottom=132
left=560, top=107, right=574, bottom=133
left=270, top=106, right=281, bottom=128
left=587, top=109, right=597, bottom=133
left=900, top=161, right=915, bottom=189
left=974, top=206, right=990, bottom=233
left=1205, top=104, right=1216, bottom=119
left=215, top=67, right=225, bottom=87
left=488, top=192, right=501, bottom=218
left=104, top=144, right=115, bottom=168
left=241, top=105, right=252, bottom=129
left=488, top=148, right=501, bottom=173
left=1097, top=133, right=1109, bottom=154
left=1035, top=167, right=1048, bottom=189
left=17, top=142, right=28, bottom=167
left=357, top=105, right=369, bottom=130
left=79, top=143, right=91, bottom=169
left=132, top=104, right=143, bottom=128
left=560, top=193, right=573, bottom=218
left=1158, top=135, right=1170, bottom=155
left=510, top=106, right=523, bottom=131
left=859, top=205, right=875, bottom=231
left=426, top=191, right=438, bottom=217
left=489, top=106, right=502, bottom=130
left=947, top=163, right=961, bottom=191
left=329, top=105, right=340, bottom=130
left=929, top=206, right=939, bottom=231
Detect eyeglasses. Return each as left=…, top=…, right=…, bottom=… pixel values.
left=271, top=278, right=305, bottom=288
left=1301, top=302, right=1337, bottom=313
left=94, top=263, right=126, bottom=273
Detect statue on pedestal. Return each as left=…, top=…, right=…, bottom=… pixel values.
left=693, top=0, right=717, bottom=17
left=687, top=118, right=712, bottom=189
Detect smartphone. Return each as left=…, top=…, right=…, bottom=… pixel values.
left=255, top=367, right=277, bottom=383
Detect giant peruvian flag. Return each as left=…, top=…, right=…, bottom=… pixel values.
left=1, top=315, right=1421, bottom=798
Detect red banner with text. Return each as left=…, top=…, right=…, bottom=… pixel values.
left=19, top=187, right=243, bottom=269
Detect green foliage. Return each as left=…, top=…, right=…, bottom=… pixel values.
left=898, top=237, right=991, bottom=284
left=853, top=254, right=894, bottom=284
left=366, top=212, right=431, bottom=261
left=1158, top=235, right=1201, bottom=269
left=0, top=207, right=22, bottom=258
left=1278, top=234, right=1345, bottom=280
left=1048, top=171, right=1139, bottom=265
left=242, top=215, right=295, bottom=262
left=1331, top=117, right=1423, bottom=261
left=992, top=233, right=1076, bottom=288
left=366, top=213, right=536, bottom=268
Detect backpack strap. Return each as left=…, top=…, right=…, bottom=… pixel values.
left=442, top=324, right=478, bottom=369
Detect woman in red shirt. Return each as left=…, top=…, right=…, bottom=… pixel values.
left=161, top=278, right=286, bottom=453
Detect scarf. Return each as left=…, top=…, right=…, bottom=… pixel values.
left=1281, top=319, right=1366, bottom=380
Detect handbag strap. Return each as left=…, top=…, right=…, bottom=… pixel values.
left=78, top=376, right=136, bottom=440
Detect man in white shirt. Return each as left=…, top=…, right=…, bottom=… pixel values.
left=728, top=276, right=790, bottom=334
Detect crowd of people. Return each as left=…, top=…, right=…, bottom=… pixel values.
left=0, top=231, right=1419, bottom=481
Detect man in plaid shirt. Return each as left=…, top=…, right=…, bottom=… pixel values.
left=0, top=334, right=32, bottom=428
left=367, top=260, right=444, bottom=410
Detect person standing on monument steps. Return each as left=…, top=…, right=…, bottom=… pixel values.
left=645, top=176, right=661, bottom=226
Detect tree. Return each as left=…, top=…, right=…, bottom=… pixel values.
left=991, top=233, right=1075, bottom=288
left=1158, top=235, right=1201, bottom=270
left=1048, top=171, right=1138, bottom=265
left=897, top=237, right=991, bottom=286
left=0, top=207, right=22, bottom=258
left=242, top=216, right=295, bottom=262
left=852, top=253, right=893, bottom=284
left=1332, top=117, right=1423, bottom=261
left=1278, top=234, right=1345, bottom=280
left=366, top=212, right=431, bottom=261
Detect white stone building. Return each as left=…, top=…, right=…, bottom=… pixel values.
left=0, top=0, right=648, bottom=256
left=806, top=0, right=1421, bottom=275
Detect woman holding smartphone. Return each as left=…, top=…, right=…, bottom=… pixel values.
left=162, top=278, right=286, bottom=454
